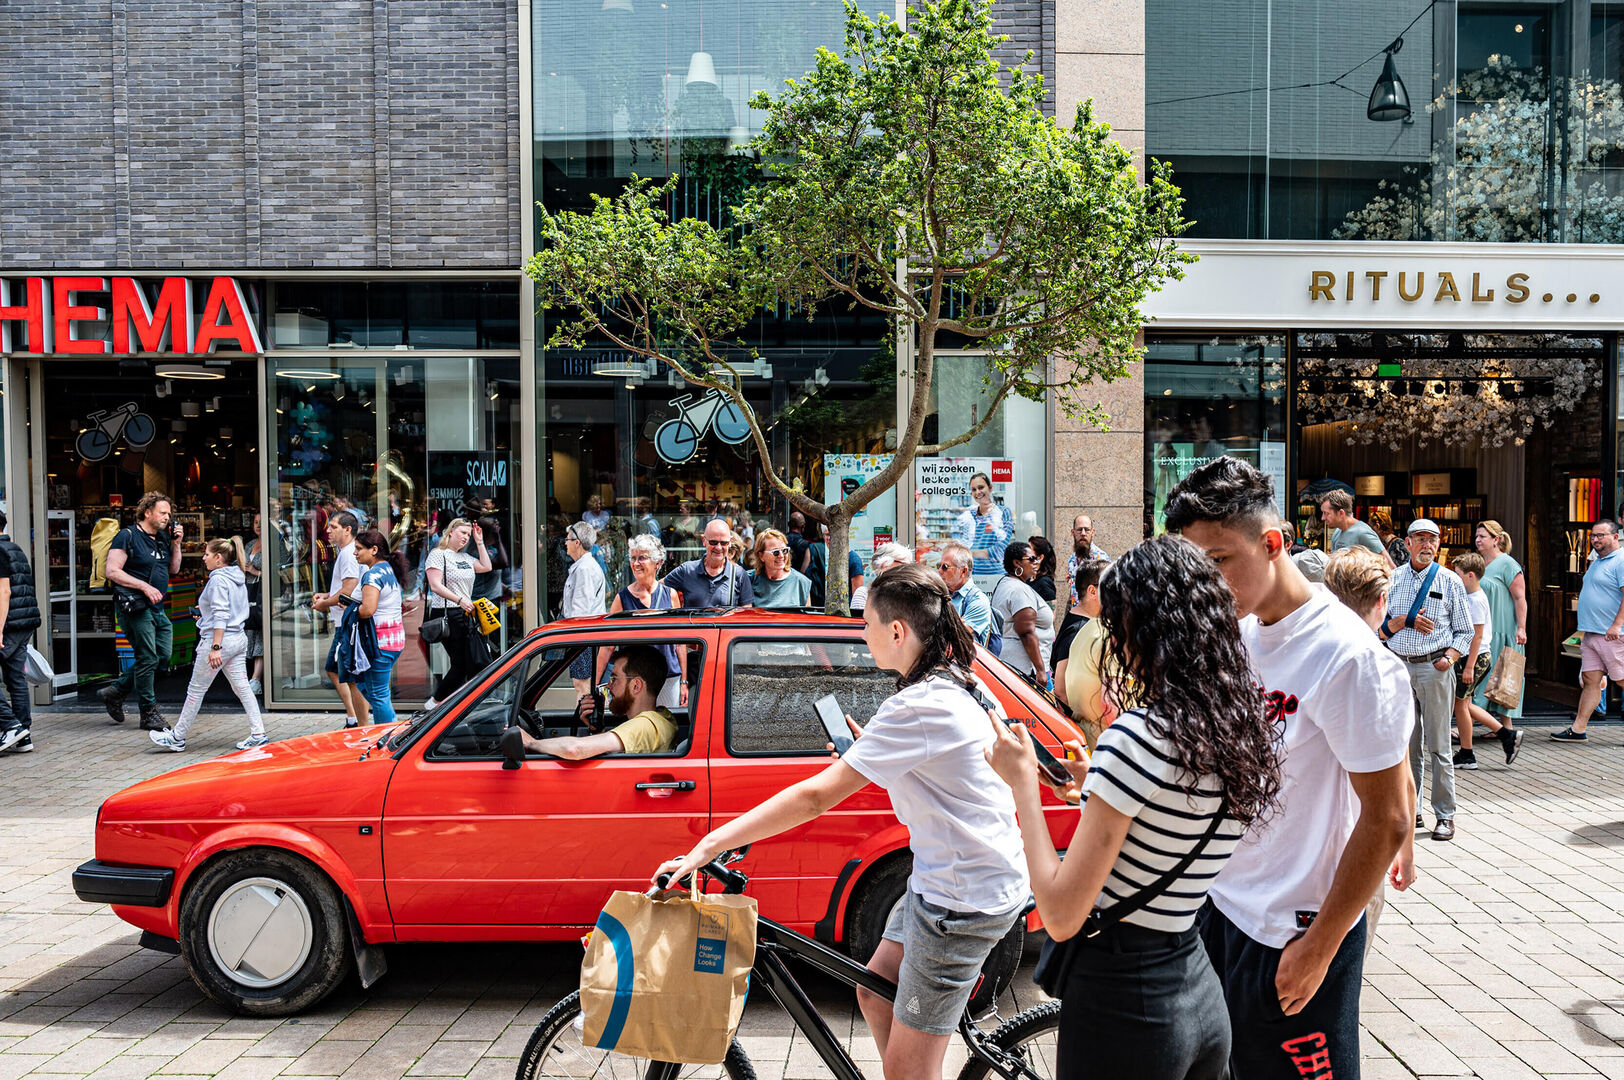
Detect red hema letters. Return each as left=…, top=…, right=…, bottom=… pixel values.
left=0, top=276, right=260, bottom=355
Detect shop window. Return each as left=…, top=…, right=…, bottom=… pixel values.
left=270, top=281, right=519, bottom=350
left=1144, top=336, right=1288, bottom=534
left=727, top=639, right=889, bottom=755
left=267, top=354, right=524, bottom=707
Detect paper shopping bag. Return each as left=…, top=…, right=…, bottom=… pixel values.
left=579, top=887, right=757, bottom=1065
left=1484, top=646, right=1525, bottom=709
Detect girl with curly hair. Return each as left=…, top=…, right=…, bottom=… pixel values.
left=987, top=534, right=1281, bottom=1080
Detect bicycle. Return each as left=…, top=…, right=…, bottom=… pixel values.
left=76, top=402, right=157, bottom=462
left=653, top=388, right=752, bottom=465
left=516, top=851, right=1060, bottom=1080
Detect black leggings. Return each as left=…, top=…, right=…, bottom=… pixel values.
left=1057, top=922, right=1231, bottom=1080
left=433, top=609, right=491, bottom=700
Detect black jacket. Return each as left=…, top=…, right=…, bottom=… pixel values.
left=0, top=535, right=41, bottom=633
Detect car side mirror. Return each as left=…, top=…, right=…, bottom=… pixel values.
left=499, top=726, right=525, bottom=770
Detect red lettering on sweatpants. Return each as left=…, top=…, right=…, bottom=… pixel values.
left=1281, top=1032, right=1333, bottom=1079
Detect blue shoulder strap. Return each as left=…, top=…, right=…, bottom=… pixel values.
left=1406, top=562, right=1440, bottom=624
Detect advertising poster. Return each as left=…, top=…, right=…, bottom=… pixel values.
left=427, top=450, right=515, bottom=563
left=913, top=457, right=1016, bottom=590
left=823, top=454, right=895, bottom=573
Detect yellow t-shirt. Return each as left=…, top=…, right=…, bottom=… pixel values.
left=1064, top=619, right=1138, bottom=749
left=610, top=707, right=678, bottom=754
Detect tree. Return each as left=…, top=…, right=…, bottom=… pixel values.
left=527, top=0, right=1193, bottom=613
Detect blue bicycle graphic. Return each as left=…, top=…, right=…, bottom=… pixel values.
left=77, top=403, right=157, bottom=463
left=653, top=388, right=752, bottom=464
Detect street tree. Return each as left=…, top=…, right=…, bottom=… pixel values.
left=527, top=0, right=1193, bottom=613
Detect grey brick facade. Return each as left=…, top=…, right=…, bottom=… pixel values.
left=0, top=1, right=521, bottom=271
left=993, top=0, right=1056, bottom=114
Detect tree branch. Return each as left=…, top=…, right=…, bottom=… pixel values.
left=917, top=377, right=1015, bottom=454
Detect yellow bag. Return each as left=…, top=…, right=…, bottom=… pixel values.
left=472, top=596, right=502, bottom=636
left=579, top=886, right=757, bottom=1065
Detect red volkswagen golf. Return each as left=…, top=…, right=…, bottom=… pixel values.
left=74, top=609, right=1084, bottom=1015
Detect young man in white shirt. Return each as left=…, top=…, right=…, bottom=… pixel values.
left=312, top=510, right=364, bottom=726
left=1166, top=456, right=1413, bottom=1080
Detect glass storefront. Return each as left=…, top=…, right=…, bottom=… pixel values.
left=1149, top=1, right=1624, bottom=242
left=266, top=353, right=524, bottom=707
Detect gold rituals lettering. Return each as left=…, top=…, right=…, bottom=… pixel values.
left=1310, top=269, right=1566, bottom=305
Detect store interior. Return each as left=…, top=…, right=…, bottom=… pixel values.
left=40, top=359, right=260, bottom=704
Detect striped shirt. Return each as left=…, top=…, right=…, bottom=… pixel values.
left=1081, top=708, right=1245, bottom=932
left=1384, top=560, right=1474, bottom=659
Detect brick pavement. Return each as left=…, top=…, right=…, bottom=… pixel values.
left=5, top=706, right=1624, bottom=1078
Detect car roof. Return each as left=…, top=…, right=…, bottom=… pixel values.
left=532, top=608, right=863, bottom=634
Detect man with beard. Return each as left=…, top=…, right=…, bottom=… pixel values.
left=518, top=644, right=676, bottom=758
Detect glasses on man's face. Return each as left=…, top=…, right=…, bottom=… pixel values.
left=766, top=547, right=790, bottom=558
left=706, top=539, right=731, bottom=548
left=1594, top=532, right=1613, bottom=539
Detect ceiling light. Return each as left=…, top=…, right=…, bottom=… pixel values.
left=276, top=369, right=342, bottom=381
left=593, top=357, right=648, bottom=378
left=1367, top=38, right=1411, bottom=122
left=155, top=362, right=225, bottom=381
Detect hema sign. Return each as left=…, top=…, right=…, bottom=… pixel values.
left=1143, top=240, right=1624, bottom=330
left=0, top=276, right=263, bottom=355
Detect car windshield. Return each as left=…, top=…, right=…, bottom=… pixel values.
left=386, top=636, right=537, bottom=752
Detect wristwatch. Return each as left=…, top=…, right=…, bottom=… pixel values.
left=210, top=644, right=223, bottom=651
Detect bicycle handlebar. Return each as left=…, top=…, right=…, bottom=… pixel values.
left=654, top=848, right=751, bottom=896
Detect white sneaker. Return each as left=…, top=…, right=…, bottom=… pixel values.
left=148, top=728, right=186, bottom=752
left=235, top=734, right=269, bottom=750
left=0, top=726, right=24, bottom=754
left=423, top=697, right=438, bottom=710
left=248, top=678, right=263, bottom=695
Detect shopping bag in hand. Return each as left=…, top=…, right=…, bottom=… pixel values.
left=1484, top=646, right=1525, bottom=709
left=579, top=883, right=757, bottom=1064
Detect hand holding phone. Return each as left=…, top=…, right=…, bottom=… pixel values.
left=813, top=694, right=854, bottom=755
left=1021, top=725, right=1077, bottom=788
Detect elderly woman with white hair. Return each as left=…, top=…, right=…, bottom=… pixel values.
left=850, top=542, right=915, bottom=614
left=560, top=520, right=608, bottom=697
left=595, top=533, right=688, bottom=709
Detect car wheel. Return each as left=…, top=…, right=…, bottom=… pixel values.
left=844, top=853, right=1025, bottom=1016
left=178, top=849, right=352, bottom=1016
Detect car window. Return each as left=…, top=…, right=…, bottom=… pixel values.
left=426, top=649, right=560, bottom=760
left=427, top=637, right=704, bottom=760
left=727, top=638, right=893, bottom=755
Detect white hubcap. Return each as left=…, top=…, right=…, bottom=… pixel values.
left=206, top=877, right=315, bottom=989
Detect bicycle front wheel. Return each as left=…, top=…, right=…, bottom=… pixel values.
left=517, top=991, right=757, bottom=1080
left=955, top=1000, right=1062, bottom=1080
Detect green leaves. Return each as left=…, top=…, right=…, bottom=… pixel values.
left=525, top=0, right=1194, bottom=548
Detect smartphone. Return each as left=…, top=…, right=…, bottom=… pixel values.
left=333, top=592, right=357, bottom=608
left=813, top=694, right=853, bottom=755
left=1005, top=717, right=1075, bottom=787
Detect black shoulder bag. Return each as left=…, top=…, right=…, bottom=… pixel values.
left=1032, top=794, right=1226, bottom=997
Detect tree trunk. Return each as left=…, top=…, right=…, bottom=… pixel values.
left=824, top=509, right=852, bottom=616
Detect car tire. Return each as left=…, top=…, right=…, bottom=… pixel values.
left=178, top=849, right=352, bottom=1017
left=844, top=853, right=1024, bottom=1016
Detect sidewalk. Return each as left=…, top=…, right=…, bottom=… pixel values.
left=2, top=707, right=1624, bottom=1078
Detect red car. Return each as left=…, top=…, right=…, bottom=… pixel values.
left=74, top=609, right=1084, bottom=1015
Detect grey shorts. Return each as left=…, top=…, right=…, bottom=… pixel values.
left=881, top=891, right=1020, bottom=1036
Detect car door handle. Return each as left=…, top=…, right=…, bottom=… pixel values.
left=635, top=780, right=696, bottom=791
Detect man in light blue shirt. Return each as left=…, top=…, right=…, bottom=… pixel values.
left=937, top=541, right=993, bottom=645
left=1555, top=520, right=1624, bottom=741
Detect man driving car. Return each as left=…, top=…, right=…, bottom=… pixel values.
left=520, top=644, right=678, bottom=759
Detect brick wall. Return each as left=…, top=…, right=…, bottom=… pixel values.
left=0, top=1, right=520, bottom=271
left=992, top=0, right=1056, bottom=114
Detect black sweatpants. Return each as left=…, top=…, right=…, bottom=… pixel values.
left=1197, top=901, right=1366, bottom=1080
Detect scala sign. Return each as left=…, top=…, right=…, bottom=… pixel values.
left=0, top=275, right=263, bottom=355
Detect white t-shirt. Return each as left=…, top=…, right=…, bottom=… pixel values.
left=330, top=542, right=360, bottom=600
left=1083, top=709, right=1246, bottom=932
left=426, top=547, right=479, bottom=609
left=1214, top=588, right=1414, bottom=948
left=1466, top=589, right=1493, bottom=662
left=990, top=576, right=1054, bottom=676
left=842, top=674, right=1029, bottom=915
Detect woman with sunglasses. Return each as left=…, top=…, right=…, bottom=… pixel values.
left=991, top=540, right=1055, bottom=681
left=591, top=533, right=687, bottom=709
left=751, top=529, right=813, bottom=609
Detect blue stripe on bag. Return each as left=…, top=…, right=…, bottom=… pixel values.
left=593, top=912, right=636, bottom=1050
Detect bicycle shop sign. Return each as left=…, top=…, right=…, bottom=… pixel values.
left=0, top=275, right=263, bottom=354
